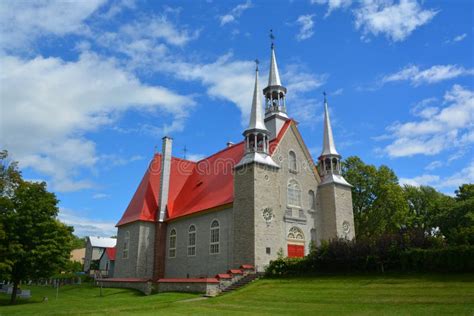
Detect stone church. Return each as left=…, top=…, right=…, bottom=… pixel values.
left=112, top=43, right=355, bottom=280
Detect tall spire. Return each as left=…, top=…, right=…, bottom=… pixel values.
left=320, top=92, right=340, bottom=157
left=268, top=30, right=282, bottom=87
left=318, top=92, right=351, bottom=187
left=264, top=30, right=288, bottom=124
left=246, top=60, right=267, bottom=132
left=235, top=60, right=279, bottom=170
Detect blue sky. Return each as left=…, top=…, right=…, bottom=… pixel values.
left=0, top=0, right=472, bottom=237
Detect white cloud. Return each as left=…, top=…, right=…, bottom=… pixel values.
left=282, top=64, right=327, bottom=124
left=157, top=53, right=255, bottom=123
left=219, top=0, right=253, bottom=26
left=400, top=160, right=474, bottom=193
left=446, top=33, right=468, bottom=44
left=0, top=0, right=106, bottom=52
left=59, top=208, right=117, bottom=237
left=0, top=52, right=194, bottom=192
left=99, top=154, right=145, bottom=169
left=284, top=64, right=327, bottom=94
left=118, top=15, right=199, bottom=47
left=399, top=174, right=440, bottom=187
left=311, top=0, right=352, bottom=16
left=94, top=14, right=199, bottom=71
left=425, top=160, right=443, bottom=171
left=354, top=0, right=438, bottom=42
left=453, top=33, right=467, bottom=42
left=100, top=0, right=136, bottom=19
left=92, top=193, right=110, bottom=199
left=382, top=64, right=474, bottom=86
left=296, top=15, right=316, bottom=41
left=382, top=85, right=474, bottom=157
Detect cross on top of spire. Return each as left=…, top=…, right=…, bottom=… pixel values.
left=270, top=29, right=275, bottom=49
left=323, top=91, right=327, bottom=103
left=255, top=58, right=259, bottom=71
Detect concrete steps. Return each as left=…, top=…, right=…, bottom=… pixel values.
left=221, top=273, right=260, bottom=293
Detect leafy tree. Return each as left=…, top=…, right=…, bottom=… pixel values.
left=71, top=235, right=86, bottom=249
left=0, top=150, right=22, bottom=279
left=403, top=185, right=453, bottom=234
left=434, top=184, right=474, bottom=245
left=342, top=156, right=409, bottom=238
left=0, top=151, right=74, bottom=304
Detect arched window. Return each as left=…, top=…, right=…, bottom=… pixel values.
left=169, top=229, right=177, bottom=258
left=288, top=151, right=297, bottom=172
left=310, top=228, right=317, bottom=243
left=308, top=190, right=316, bottom=210
left=122, top=231, right=130, bottom=259
left=287, top=180, right=301, bottom=207
left=332, top=158, right=339, bottom=173
left=210, top=220, right=220, bottom=254
left=325, top=158, right=331, bottom=171
left=287, top=226, right=304, bottom=240
left=188, top=225, right=196, bottom=256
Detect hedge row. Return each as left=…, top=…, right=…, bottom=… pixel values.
left=265, top=240, right=474, bottom=276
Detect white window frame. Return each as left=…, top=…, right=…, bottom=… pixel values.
left=288, top=150, right=297, bottom=172
left=287, top=179, right=302, bottom=208
left=210, top=220, right=220, bottom=255
left=187, top=225, right=196, bottom=257
left=122, top=231, right=130, bottom=259
left=169, top=228, right=177, bottom=258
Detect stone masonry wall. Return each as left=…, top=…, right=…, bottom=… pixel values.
left=113, top=221, right=155, bottom=279
left=334, top=184, right=355, bottom=239
left=233, top=166, right=256, bottom=269
left=318, top=184, right=338, bottom=241
left=164, top=208, right=233, bottom=278
left=270, top=124, right=321, bottom=256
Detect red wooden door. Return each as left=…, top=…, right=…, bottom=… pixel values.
left=287, top=244, right=304, bottom=258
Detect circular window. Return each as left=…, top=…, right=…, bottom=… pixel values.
left=262, top=207, right=273, bottom=223
left=342, top=221, right=350, bottom=234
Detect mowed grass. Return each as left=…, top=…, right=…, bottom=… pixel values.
left=1, top=274, right=473, bottom=315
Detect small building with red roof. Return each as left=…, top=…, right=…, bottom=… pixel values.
left=99, top=247, right=116, bottom=278
left=112, top=43, right=355, bottom=281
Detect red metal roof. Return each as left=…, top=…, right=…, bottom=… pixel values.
left=105, top=247, right=116, bottom=261
left=116, top=120, right=293, bottom=227
left=216, top=273, right=232, bottom=279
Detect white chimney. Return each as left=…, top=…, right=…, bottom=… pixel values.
left=158, top=136, right=172, bottom=222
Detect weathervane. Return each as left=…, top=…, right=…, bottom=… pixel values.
left=255, top=58, right=259, bottom=71
left=323, top=91, right=327, bottom=103
left=183, top=145, right=187, bottom=160
left=269, top=29, right=275, bottom=49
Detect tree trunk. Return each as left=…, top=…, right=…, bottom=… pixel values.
left=10, top=280, right=18, bottom=304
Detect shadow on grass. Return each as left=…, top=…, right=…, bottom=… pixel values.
left=0, top=296, right=41, bottom=307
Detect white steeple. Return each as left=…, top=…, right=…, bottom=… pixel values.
left=318, top=92, right=351, bottom=187
left=235, top=60, right=279, bottom=170
left=320, top=92, right=340, bottom=157
left=263, top=30, right=289, bottom=139
left=268, top=45, right=282, bottom=87
left=246, top=63, right=267, bottom=132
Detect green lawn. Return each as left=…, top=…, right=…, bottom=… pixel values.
left=1, top=274, right=473, bottom=315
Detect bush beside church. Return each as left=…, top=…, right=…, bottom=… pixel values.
left=266, top=232, right=474, bottom=276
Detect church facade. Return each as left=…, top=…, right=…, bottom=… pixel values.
left=112, top=44, right=355, bottom=280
